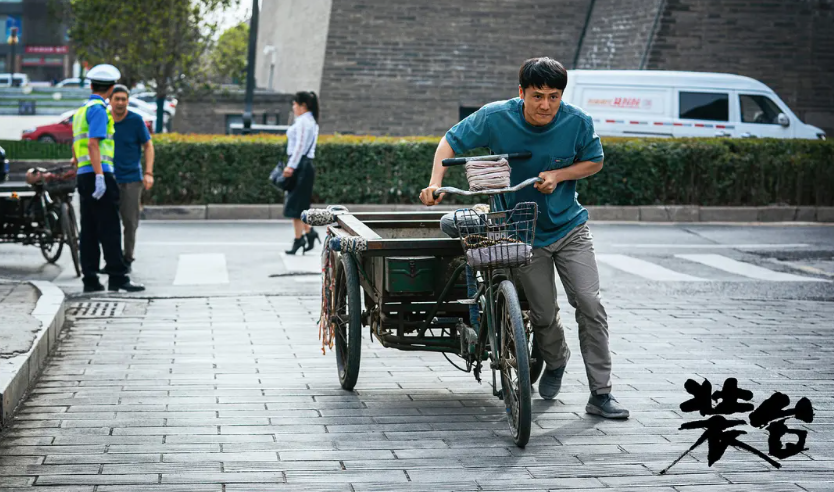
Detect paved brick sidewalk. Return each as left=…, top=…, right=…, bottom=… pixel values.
left=0, top=281, right=39, bottom=362
left=0, top=293, right=832, bottom=491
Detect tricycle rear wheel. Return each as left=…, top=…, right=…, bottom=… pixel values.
left=497, top=280, right=532, bottom=448
left=333, top=253, right=362, bottom=391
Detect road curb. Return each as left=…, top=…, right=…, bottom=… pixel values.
left=0, top=281, right=65, bottom=428
left=142, top=204, right=834, bottom=222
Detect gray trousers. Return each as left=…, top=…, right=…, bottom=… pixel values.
left=118, top=181, right=143, bottom=262
left=516, top=223, right=612, bottom=395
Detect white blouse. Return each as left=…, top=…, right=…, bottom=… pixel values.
left=286, top=111, right=319, bottom=169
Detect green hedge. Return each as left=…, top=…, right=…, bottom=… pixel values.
left=147, top=135, right=834, bottom=206
left=7, top=135, right=834, bottom=206
left=147, top=135, right=475, bottom=205
left=0, top=139, right=73, bottom=160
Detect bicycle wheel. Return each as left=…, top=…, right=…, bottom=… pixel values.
left=332, top=252, right=362, bottom=390
left=61, top=202, right=81, bottom=277
left=497, top=280, right=532, bottom=447
left=39, top=205, right=63, bottom=263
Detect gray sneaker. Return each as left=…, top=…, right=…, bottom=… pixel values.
left=586, top=393, right=630, bottom=419
left=538, top=365, right=567, bottom=400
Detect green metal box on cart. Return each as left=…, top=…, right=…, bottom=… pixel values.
left=384, top=256, right=437, bottom=295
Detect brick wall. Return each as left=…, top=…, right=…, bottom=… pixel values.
left=319, top=0, right=592, bottom=136
left=172, top=93, right=294, bottom=135
left=647, top=0, right=834, bottom=133
left=576, top=0, right=664, bottom=69
left=298, top=0, right=834, bottom=136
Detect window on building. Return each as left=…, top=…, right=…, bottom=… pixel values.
left=740, top=94, right=782, bottom=124
left=459, top=106, right=481, bottom=121
left=679, top=92, right=729, bottom=121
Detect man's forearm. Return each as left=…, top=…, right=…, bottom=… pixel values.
left=552, top=159, right=604, bottom=182
left=429, top=137, right=455, bottom=186
left=88, top=139, right=103, bottom=174
left=144, top=141, right=155, bottom=174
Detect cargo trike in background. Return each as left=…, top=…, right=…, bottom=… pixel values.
left=0, top=165, right=81, bottom=276
left=305, top=153, right=543, bottom=447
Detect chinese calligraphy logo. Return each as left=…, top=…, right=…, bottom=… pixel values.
left=661, top=378, right=814, bottom=474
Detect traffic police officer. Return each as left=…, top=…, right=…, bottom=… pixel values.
left=72, top=64, right=144, bottom=293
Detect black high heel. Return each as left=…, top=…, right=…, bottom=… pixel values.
left=303, top=228, right=321, bottom=252
left=285, top=237, right=306, bottom=255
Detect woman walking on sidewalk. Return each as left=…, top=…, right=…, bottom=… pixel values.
left=283, top=91, right=320, bottom=255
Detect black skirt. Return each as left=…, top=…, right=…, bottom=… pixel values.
left=283, top=156, right=315, bottom=219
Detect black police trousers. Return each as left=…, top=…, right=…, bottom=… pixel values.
left=76, top=172, right=128, bottom=285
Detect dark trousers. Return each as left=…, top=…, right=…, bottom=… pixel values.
left=77, top=172, right=128, bottom=285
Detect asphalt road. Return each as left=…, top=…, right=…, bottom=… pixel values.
left=1, top=220, right=833, bottom=302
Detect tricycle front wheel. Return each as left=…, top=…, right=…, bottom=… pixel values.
left=333, top=253, right=362, bottom=391
left=497, top=280, right=532, bottom=448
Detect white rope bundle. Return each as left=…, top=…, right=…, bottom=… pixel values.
left=465, top=158, right=511, bottom=191
left=302, top=205, right=349, bottom=226
left=333, top=236, right=368, bottom=253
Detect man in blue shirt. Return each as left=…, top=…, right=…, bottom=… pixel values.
left=420, top=57, right=628, bottom=419
left=110, top=85, right=154, bottom=267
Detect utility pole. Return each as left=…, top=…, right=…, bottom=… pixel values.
left=242, top=0, right=260, bottom=134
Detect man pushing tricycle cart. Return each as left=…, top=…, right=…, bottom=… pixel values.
left=303, top=57, right=628, bottom=448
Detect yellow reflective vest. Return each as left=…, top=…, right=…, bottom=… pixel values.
left=72, top=97, right=115, bottom=173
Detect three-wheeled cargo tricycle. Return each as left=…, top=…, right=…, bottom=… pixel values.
left=0, top=165, right=81, bottom=276
left=304, top=153, right=544, bottom=447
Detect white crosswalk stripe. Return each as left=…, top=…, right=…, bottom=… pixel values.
left=675, top=254, right=828, bottom=282
left=279, top=252, right=322, bottom=274
left=163, top=251, right=824, bottom=286
left=173, top=253, right=230, bottom=285
left=595, top=254, right=706, bottom=281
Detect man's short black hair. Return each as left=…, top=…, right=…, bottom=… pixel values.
left=91, top=81, right=115, bottom=94
left=519, top=57, right=568, bottom=91
left=111, top=84, right=129, bottom=96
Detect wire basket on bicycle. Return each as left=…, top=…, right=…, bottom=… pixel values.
left=454, top=202, right=537, bottom=270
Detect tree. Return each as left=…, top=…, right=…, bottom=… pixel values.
left=61, top=0, right=235, bottom=130
left=211, top=22, right=249, bottom=85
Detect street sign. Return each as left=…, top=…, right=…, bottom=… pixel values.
left=18, top=100, right=36, bottom=115
left=5, top=16, right=21, bottom=42
left=24, top=46, right=69, bottom=55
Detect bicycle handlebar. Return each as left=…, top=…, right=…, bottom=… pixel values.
left=441, top=151, right=532, bottom=167
left=433, top=176, right=543, bottom=198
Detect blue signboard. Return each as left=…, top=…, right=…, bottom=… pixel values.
left=5, top=15, right=22, bottom=43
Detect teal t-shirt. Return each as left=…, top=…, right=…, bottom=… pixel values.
left=445, top=98, right=603, bottom=248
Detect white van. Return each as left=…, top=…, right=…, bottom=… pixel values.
left=562, top=70, right=826, bottom=140
left=0, top=73, right=30, bottom=88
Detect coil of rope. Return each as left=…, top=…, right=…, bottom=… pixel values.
left=465, top=158, right=511, bottom=191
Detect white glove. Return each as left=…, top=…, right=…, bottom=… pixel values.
left=92, top=174, right=106, bottom=200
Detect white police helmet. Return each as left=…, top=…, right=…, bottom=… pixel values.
left=86, top=64, right=121, bottom=84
